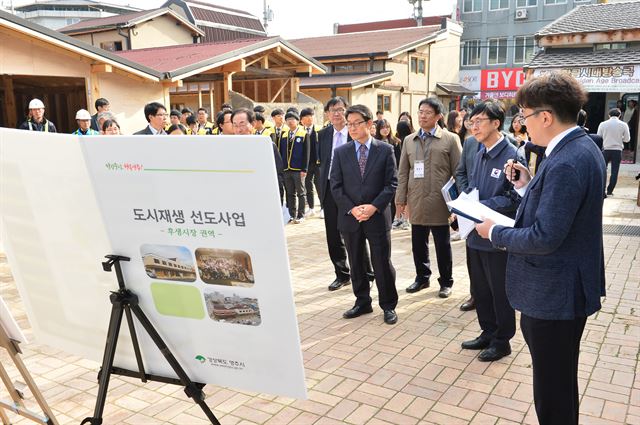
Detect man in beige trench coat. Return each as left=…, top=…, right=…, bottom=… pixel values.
left=395, top=98, right=462, bottom=298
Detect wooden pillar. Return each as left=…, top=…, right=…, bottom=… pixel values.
left=290, top=78, right=299, bottom=103
left=267, top=80, right=271, bottom=103
left=2, top=76, right=17, bottom=129
left=209, top=85, right=214, bottom=115
left=197, top=84, right=202, bottom=108
left=254, top=80, right=258, bottom=102
left=223, top=72, right=232, bottom=104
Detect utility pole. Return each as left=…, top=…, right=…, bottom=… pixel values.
left=409, top=0, right=424, bottom=26
left=262, top=0, right=273, bottom=32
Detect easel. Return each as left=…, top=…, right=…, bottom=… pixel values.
left=81, top=255, right=220, bottom=425
left=0, top=325, right=57, bottom=424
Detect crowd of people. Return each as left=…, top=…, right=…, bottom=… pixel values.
left=15, top=71, right=624, bottom=425
left=198, top=257, right=254, bottom=285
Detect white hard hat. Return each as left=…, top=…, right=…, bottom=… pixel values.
left=75, top=109, right=91, bottom=120
left=29, top=98, right=45, bottom=109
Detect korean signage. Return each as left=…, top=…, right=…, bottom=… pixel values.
left=0, top=130, right=307, bottom=399
left=481, top=68, right=526, bottom=92
left=533, top=65, right=640, bottom=92
left=459, top=70, right=481, bottom=92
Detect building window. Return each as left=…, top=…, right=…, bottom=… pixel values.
left=488, top=38, right=508, bottom=65
left=595, top=43, right=627, bottom=50
left=463, top=0, right=482, bottom=13
left=100, top=41, right=123, bottom=52
left=516, top=0, right=537, bottom=6
left=377, top=94, right=391, bottom=112
left=490, top=0, right=509, bottom=10
left=462, top=39, right=481, bottom=66
left=544, top=0, right=566, bottom=4
left=514, top=36, right=536, bottom=64
left=410, top=57, right=426, bottom=74
left=154, top=259, right=159, bottom=264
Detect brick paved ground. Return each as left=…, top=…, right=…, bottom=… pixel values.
left=1, top=166, right=639, bottom=425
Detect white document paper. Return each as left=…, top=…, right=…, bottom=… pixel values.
left=457, top=190, right=479, bottom=239
left=447, top=196, right=516, bottom=228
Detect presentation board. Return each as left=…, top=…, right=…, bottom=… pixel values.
left=0, top=129, right=306, bottom=399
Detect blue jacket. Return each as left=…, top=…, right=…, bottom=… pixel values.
left=491, top=128, right=606, bottom=320
left=467, top=138, right=523, bottom=252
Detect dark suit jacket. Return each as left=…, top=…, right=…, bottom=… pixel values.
left=491, top=128, right=606, bottom=320
left=330, top=139, right=398, bottom=233
left=90, top=113, right=100, bottom=132
left=317, top=125, right=352, bottom=204
left=134, top=126, right=154, bottom=135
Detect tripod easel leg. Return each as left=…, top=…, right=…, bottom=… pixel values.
left=81, top=292, right=125, bottom=425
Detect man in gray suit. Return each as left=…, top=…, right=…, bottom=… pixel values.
left=476, top=72, right=606, bottom=425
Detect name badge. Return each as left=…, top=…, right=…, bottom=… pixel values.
left=414, top=160, right=425, bottom=179
left=490, top=168, right=501, bottom=179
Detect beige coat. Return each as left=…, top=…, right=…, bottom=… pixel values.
left=395, top=126, right=462, bottom=226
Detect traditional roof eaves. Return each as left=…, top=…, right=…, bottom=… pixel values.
left=61, top=8, right=204, bottom=36
left=165, top=37, right=326, bottom=81
left=0, top=10, right=162, bottom=81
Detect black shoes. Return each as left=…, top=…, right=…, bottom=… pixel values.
left=438, top=287, right=452, bottom=298
left=461, top=336, right=492, bottom=350
left=343, top=304, right=373, bottom=319
left=478, top=345, right=511, bottom=362
left=406, top=280, right=430, bottom=293
left=383, top=309, right=397, bottom=325
left=460, top=296, right=475, bottom=311
left=328, top=279, right=351, bottom=291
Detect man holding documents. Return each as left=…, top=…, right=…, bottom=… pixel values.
left=476, top=73, right=606, bottom=425
left=459, top=101, right=522, bottom=362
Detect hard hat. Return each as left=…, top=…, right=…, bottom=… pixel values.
left=29, top=98, right=45, bottom=109
left=75, top=109, right=91, bottom=120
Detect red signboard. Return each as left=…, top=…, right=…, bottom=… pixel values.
left=481, top=68, right=525, bottom=91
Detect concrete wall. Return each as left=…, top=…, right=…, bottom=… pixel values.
left=458, top=0, right=598, bottom=70
left=131, top=15, right=195, bottom=49
left=0, top=28, right=164, bottom=134
left=429, top=32, right=461, bottom=95
left=96, top=72, right=164, bottom=134
left=72, top=30, right=128, bottom=50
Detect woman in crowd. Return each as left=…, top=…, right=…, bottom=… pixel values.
left=167, top=124, right=188, bottom=135
left=397, top=111, right=415, bottom=134
left=375, top=119, right=402, bottom=222
left=392, top=120, right=414, bottom=230
left=510, top=113, right=544, bottom=175
left=102, top=119, right=120, bottom=135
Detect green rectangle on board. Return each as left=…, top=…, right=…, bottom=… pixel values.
left=150, top=282, right=205, bottom=320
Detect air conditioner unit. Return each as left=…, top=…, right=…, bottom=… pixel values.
left=515, top=8, right=528, bottom=20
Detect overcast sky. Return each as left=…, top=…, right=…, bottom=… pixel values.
left=10, top=0, right=457, bottom=38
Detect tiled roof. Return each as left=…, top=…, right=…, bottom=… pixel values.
left=336, top=17, right=447, bottom=34
left=291, top=25, right=442, bottom=59
left=299, top=72, right=394, bottom=89
left=115, top=37, right=270, bottom=73
left=191, top=6, right=264, bottom=32
left=526, top=48, right=640, bottom=69
left=538, top=1, right=640, bottom=36
left=435, top=82, right=476, bottom=95
left=60, top=8, right=153, bottom=32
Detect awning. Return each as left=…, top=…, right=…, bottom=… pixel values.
left=299, top=71, right=394, bottom=90
left=435, top=82, right=476, bottom=96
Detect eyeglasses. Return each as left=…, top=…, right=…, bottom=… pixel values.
left=518, top=109, right=552, bottom=125
left=464, top=117, right=492, bottom=129
left=232, top=121, right=249, bottom=128
left=418, top=109, right=436, bottom=116
left=155, top=113, right=168, bottom=117
left=329, top=108, right=346, bottom=115
left=346, top=120, right=366, bottom=129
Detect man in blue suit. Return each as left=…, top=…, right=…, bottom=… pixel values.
left=476, top=72, right=606, bottom=425
left=330, top=104, right=399, bottom=325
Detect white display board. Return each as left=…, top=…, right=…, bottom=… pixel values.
left=0, top=295, right=26, bottom=344
left=0, top=129, right=306, bottom=399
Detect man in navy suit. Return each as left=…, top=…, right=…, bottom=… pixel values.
left=476, top=72, right=606, bottom=425
left=318, top=97, right=374, bottom=291
left=330, top=104, right=399, bottom=324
